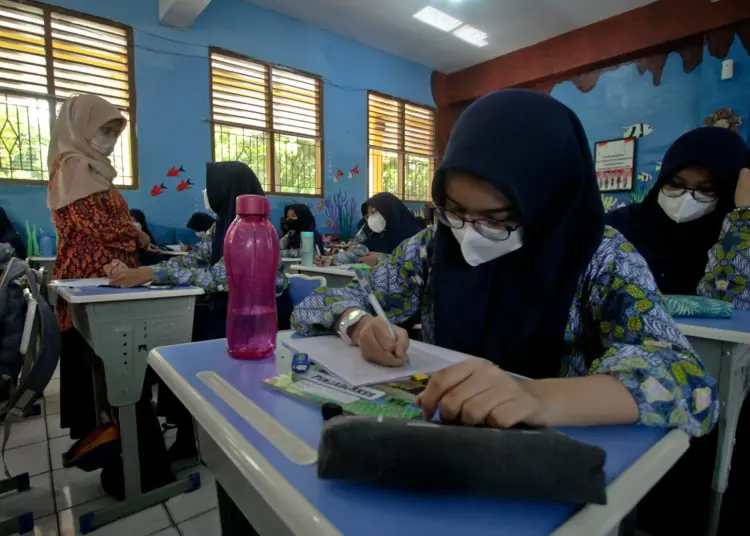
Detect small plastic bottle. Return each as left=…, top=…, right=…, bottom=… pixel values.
left=223, top=195, right=279, bottom=359
left=300, top=231, right=314, bottom=266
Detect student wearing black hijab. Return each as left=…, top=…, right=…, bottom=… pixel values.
left=293, top=90, right=717, bottom=439
left=186, top=211, right=215, bottom=238
left=280, top=203, right=324, bottom=255
left=607, top=127, right=749, bottom=305
left=332, top=192, right=424, bottom=266
left=129, top=209, right=155, bottom=243
left=110, top=162, right=291, bottom=460
left=0, top=208, right=26, bottom=259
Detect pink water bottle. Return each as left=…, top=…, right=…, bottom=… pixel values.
left=223, top=195, right=280, bottom=359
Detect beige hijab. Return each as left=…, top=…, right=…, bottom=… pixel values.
left=47, top=94, right=126, bottom=210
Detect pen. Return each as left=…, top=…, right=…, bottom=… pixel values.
left=353, top=270, right=409, bottom=365
left=315, top=245, right=322, bottom=258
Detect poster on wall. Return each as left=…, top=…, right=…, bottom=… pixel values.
left=595, top=137, right=636, bottom=192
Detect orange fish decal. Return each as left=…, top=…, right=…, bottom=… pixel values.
left=348, top=165, right=359, bottom=180
left=176, top=178, right=193, bottom=191
left=150, top=182, right=167, bottom=196
left=334, top=169, right=344, bottom=183
left=316, top=200, right=324, bottom=213
left=166, top=166, right=180, bottom=177
left=325, top=219, right=333, bottom=228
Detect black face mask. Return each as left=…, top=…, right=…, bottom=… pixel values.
left=286, top=218, right=301, bottom=232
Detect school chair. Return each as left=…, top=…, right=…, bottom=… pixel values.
left=288, top=274, right=327, bottom=306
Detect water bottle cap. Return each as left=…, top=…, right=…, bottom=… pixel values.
left=301, top=231, right=313, bottom=237
left=236, top=195, right=269, bottom=216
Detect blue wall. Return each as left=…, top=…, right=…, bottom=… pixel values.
left=0, top=0, right=434, bottom=246
left=551, top=37, right=750, bottom=212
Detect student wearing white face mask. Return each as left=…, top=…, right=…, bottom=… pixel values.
left=331, top=192, right=425, bottom=266
left=293, top=90, right=717, bottom=441
left=607, top=127, right=749, bottom=308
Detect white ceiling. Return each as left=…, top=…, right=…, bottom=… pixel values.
left=244, top=0, right=657, bottom=73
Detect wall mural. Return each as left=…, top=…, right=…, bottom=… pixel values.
left=704, top=108, right=743, bottom=132
left=323, top=190, right=357, bottom=242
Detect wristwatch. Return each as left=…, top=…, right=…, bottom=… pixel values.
left=336, top=309, right=370, bottom=344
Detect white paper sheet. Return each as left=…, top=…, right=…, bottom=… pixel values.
left=283, top=336, right=470, bottom=387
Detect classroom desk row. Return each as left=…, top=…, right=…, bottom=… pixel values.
left=50, top=280, right=750, bottom=535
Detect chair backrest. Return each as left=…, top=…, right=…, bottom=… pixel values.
left=288, top=274, right=327, bottom=306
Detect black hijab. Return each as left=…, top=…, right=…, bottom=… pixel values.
left=129, top=209, right=155, bottom=243
left=606, top=127, right=747, bottom=295
left=363, top=192, right=425, bottom=253
left=0, top=208, right=26, bottom=259
left=284, top=203, right=324, bottom=251
left=431, top=90, right=604, bottom=380
left=186, top=212, right=215, bottom=233
left=206, top=161, right=265, bottom=265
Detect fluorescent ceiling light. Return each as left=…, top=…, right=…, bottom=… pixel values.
left=453, top=24, right=489, bottom=47
left=413, top=6, right=462, bottom=32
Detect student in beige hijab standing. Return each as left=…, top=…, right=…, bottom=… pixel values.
left=49, top=94, right=173, bottom=499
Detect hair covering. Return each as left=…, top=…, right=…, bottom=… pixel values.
left=205, top=161, right=265, bottom=265
left=129, top=209, right=155, bottom=243
left=0, top=207, right=26, bottom=258
left=47, top=94, right=126, bottom=210
left=430, top=89, right=604, bottom=380
left=606, top=127, right=748, bottom=295
left=186, top=212, right=215, bottom=233
left=363, top=192, right=425, bottom=253
left=284, top=203, right=324, bottom=251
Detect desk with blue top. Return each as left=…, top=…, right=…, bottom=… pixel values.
left=150, top=334, right=690, bottom=536
left=676, top=311, right=750, bottom=535
left=54, top=282, right=204, bottom=533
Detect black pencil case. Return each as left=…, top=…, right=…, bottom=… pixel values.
left=317, top=416, right=607, bottom=505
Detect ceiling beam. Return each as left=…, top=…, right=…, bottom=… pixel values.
left=441, top=0, right=750, bottom=105
left=159, top=0, right=212, bottom=29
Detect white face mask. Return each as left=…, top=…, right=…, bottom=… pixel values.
left=133, top=221, right=142, bottom=231
left=451, top=224, right=524, bottom=266
left=90, top=134, right=117, bottom=156
left=195, top=231, right=206, bottom=240
left=657, top=191, right=717, bottom=223
left=367, top=213, right=386, bottom=234
left=203, top=188, right=212, bottom=212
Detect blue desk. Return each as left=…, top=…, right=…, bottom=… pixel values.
left=54, top=282, right=204, bottom=533
left=150, top=336, right=689, bottom=536
left=676, top=311, right=750, bottom=536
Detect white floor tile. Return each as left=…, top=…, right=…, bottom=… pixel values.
left=44, top=414, right=69, bottom=440
left=0, top=473, right=56, bottom=523
left=165, top=465, right=216, bottom=523
left=20, top=513, right=59, bottom=536
left=151, top=529, right=179, bottom=536
left=1, top=417, right=47, bottom=449
left=52, top=363, right=60, bottom=381
left=58, top=499, right=171, bottom=536
left=178, top=509, right=219, bottom=536
left=44, top=379, right=60, bottom=398
left=48, top=436, right=76, bottom=471
left=52, top=467, right=105, bottom=511
left=43, top=394, right=60, bottom=416
left=0, top=441, right=50, bottom=477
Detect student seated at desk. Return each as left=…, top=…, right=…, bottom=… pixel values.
left=130, top=208, right=167, bottom=265
left=280, top=204, right=324, bottom=257
left=607, top=127, right=750, bottom=309
left=109, top=161, right=291, bottom=460
left=0, top=208, right=26, bottom=259
left=48, top=93, right=173, bottom=499
left=293, top=90, right=718, bottom=438
left=331, top=192, right=424, bottom=267
left=186, top=211, right=215, bottom=240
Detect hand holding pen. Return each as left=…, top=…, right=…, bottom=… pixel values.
left=352, top=270, right=410, bottom=367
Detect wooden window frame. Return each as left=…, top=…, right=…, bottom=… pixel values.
left=209, top=46, right=324, bottom=198
left=367, top=90, right=436, bottom=203
left=0, top=0, right=138, bottom=189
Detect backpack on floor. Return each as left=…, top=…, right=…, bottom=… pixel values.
left=0, top=257, right=61, bottom=477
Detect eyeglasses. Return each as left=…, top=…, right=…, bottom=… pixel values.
left=661, top=187, right=717, bottom=204
left=436, top=207, right=520, bottom=242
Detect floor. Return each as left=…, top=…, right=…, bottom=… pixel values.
left=1, top=367, right=220, bottom=536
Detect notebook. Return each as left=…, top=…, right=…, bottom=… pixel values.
left=283, top=336, right=470, bottom=387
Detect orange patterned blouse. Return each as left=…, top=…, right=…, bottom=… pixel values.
left=52, top=187, right=139, bottom=331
